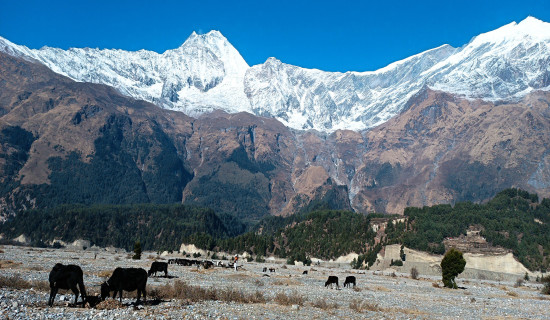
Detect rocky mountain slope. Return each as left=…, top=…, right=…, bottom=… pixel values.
left=0, top=52, right=350, bottom=223
left=1, top=17, right=549, bottom=132
left=1, top=51, right=550, bottom=222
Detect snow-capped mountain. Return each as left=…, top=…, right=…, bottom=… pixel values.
left=0, top=31, right=251, bottom=116
left=1, top=17, right=549, bottom=132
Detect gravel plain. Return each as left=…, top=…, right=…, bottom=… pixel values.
left=0, top=245, right=549, bottom=319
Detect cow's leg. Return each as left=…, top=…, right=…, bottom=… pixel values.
left=78, top=281, right=87, bottom=305
left=70, top=285, right=80, bottom=305
left=118, top=290, right=123, bottom=302
left=48, top=287, right=58, bottom=307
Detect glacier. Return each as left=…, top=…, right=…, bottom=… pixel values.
left=1, top=17, right=549, bottom=132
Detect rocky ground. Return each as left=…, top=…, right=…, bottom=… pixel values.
left=0, top=245, right=549, bottom=319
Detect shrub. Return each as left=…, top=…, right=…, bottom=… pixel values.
left=410, top=267, right=419, bottom=280
left=441, top=248, right=466, bottom=289
left=274, top=290, right=306, bottom=306
left=0, top=274, right=49, bottom=291
left=514, top=278, right=524, bottom=288
left=286, top=257, right=295, bottom=265
left=255, top=255, right=265, bottom=263
left=390, top=259, right=403, bottom=266
left=349, top=299, right=381, bottom=312
left=524, top=272, right=529, bottom=281
left=132, top=241, right=142, bottom=260
left=148, top=280, right=266, bottom=303
left=542, top=276, right=550, bottom=295
left=311, top=298, right=339, bottom=310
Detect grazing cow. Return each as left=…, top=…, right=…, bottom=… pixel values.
left=262, top=267, right=267, bottom=272
left=148, top=261, right=168, bottom=277
left=201, top=260, right=214, bottom=269
left=344, top=276, right=356, bottom=288
left=269, top=268, right=276, bottom=272
left=325, top=276, right=339, bottom=289
left=48, top=263, right=87, bottom=307
left=302, top=270, right=308, bottom=275
left=101, top=268, right=147, bottom=303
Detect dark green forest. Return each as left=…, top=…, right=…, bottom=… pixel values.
left=1, top=187, right=549, bottom=271
left=390, top=189, right=550, bottom=271
left=0, top=204, right=245, bottom=251
left=190, top=210, right=380, bottom=262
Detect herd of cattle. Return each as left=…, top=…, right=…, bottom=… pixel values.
left=47, top=260, right=358, bottom=307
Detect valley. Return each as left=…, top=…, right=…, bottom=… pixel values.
left=0, top=245, right=549, bottom=319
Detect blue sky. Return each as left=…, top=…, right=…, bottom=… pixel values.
left=1, top=0, right=549, bottom=72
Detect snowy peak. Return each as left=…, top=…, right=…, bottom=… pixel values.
left=471, top=16, right=550, bottom=45
left=1, top=18, right=549, bottom=132
left=176, top=30, right=249, bottom=73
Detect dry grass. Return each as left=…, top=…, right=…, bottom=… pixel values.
left=410, top=267, right=419, bottom=280
left=373, top=285, right=391, bottom=292
left=272, top=278, right=302, bottom=286
left=393, top=307, right=428, bottom=316
left=274, top=290, right=306, bottom=306
left=96, top=270, right=112, bottom=278
left=0, top=273, right=49, bottom=291
left=513, top=278, right=524, bottom=288
left=506, top=290, right=518, bottom=297
left=27, top=265, right=45, bottom=271
left=352, top=286, right=362, bottom=292
left=148, top=280, right=266, bottom=304
left=349, top=299, right=381, bottom=313
left=311, top=298, right=339, bottom=310
left=432, top=282, right=441, bottom=288
left=93, top=299, right=124, bottom=310
left=254, top=279, right=264, bottom=287
left=0, top=260, right=22, bottom=269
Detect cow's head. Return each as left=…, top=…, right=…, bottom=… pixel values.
left=100, top=282, right=110, bottom=301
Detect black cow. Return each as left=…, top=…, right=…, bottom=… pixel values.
left=148, top=261, right=168, bottom=277
left=269, top=268, right=276, bottom=272
left=325, top=276, right=339, bottom=289
left=344, top=276, right=356, bottom=288
left=48, top=263, right=87, bottom=307
left=101, top=268, right=147, bottom=303
left=302, top=270, right=308, bottom=275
